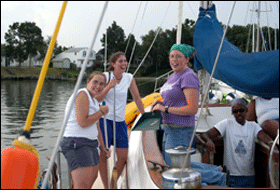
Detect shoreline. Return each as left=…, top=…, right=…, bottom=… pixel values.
left=1, top=67, right=85, bottom=81
left=1, top=75, right=78, bottom=80
left=1, top=67, right=160, bottom=81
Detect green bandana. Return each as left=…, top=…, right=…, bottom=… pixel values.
left=170, top=44, right=195, bottom=58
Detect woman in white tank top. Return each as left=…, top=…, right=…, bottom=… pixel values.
left=61, top=71, right=110, bottom=189
left=95, top=52, right=145, bottom=189
left=246, top=97, right=279, bottom=139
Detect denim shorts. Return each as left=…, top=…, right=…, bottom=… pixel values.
left=162, top=124, right=195, bottom=166
left=229, top=175, right=255, bottom=188
left=99, top=118, right=128, bottom=149
left=60, top=137, right=99, bottom=172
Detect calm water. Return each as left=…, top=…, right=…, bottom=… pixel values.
left=1, top=78, right=162, bottom=188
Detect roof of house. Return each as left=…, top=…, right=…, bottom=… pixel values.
left=52, top=57, right=69, bottom=62
left=64, top=47, right=88, bottom=53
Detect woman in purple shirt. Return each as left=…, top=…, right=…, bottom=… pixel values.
left=150, top=44, right=227, bottom=187
left=151, top=44, right=200, bottom=166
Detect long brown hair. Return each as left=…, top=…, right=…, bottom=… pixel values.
left=87, top=71, right=106, bottom=84
left=107, top=51, right=126, bottom=71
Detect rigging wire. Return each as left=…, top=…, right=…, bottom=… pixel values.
left=243, top=1, right=250, bottom=26
left=132, top=1, right=172, bottom=76
left=126, top=1, right=148, bottom=73
left=265, top=1, right=272, bottom=50
left=246, top=2, right=254, bottom=53
left=124, top=1, right=142, bottom=55
left=186, top=1, right=198, bottom=22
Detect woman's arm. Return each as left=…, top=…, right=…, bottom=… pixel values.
left=129, top=78, right=145, bottom=114
left=152, top=88, right=199, bottom=116
left=246, top=99, right=257, bottom=122
left=75, top=92, right=108, bottom=128
left=170, top=88, right=199, bottom=116
left=95, top=78, right=117, bottom=102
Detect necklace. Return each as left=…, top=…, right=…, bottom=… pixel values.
left=114, top=73, right=122, bottom=80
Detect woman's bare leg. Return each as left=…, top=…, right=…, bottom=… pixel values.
left=99, top=151, right=109, bottom=189
left=110, top=148, right=128, bottom=188
left=71, top=165, right=98, bottom=189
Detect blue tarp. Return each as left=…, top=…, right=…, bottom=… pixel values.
left=193, top=4, right=279, bottom=98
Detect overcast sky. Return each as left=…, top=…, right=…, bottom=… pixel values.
left=1, top=1, right=279, bottom=52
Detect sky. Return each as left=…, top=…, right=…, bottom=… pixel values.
left=1, top=1, right=279, bottom=52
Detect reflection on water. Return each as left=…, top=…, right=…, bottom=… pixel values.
left=1, top=78, right=163, bottom=188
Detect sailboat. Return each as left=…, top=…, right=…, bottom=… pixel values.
left=117, top=1, right=279, bottom=189
left=2, top=1, right=278, bottom=189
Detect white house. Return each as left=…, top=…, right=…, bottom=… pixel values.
left=1, top=53, right=6, bottom=67
left=52, top=47, right=96, bottom=69
left=8, top=53, right=44, bottom=67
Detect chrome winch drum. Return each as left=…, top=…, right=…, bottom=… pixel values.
left=162, top=146, right=202, bottom=189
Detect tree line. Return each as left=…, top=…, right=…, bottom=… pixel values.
left=1, top=20, right=279, bottom=74
left=2, top=21, right=70, bottom=67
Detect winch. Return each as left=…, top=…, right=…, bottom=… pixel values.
left=162, top=146, right=202, bottom=189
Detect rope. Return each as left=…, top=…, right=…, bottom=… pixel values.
left=132, top=1, right=172, bottom=76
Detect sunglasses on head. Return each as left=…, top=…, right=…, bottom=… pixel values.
left=232, top=108, right=246, bottom=114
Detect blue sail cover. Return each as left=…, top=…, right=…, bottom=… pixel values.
left=193, top=4, right=279, bottom=98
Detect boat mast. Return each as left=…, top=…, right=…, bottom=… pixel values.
left=176, top=1, right=183, bottom=44
left=104, top=28, right=107, bottom=72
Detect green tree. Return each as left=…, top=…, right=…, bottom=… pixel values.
left=4, top=22, right=44, bottom=67
left=4, top=22, right=26, bottom=66
left=18, top=21, right=44, bottom=67
left=139, top=29, right=158, bottom=68
left=125, top=34, right=140, bottom=71
left=100, top=21, right=126, bottom=58
left=181, top=18, right=195, bottom=46
left=37, top=35, right=69, bottom=62
left=1, top=44, right=8, bottom=66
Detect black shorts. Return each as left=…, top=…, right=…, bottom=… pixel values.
left=60, top=137, right=99, bottom=172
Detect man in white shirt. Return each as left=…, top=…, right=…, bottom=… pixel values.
left=201, top=98, right=277, bottom=188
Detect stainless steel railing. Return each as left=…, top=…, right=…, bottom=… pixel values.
left=153, top=70, right=173, bottom=93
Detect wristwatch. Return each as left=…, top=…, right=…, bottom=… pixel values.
left=165, top=106, right=169, bottom=114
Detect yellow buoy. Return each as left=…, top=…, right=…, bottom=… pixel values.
left=1, top=136, right=40, bottom=189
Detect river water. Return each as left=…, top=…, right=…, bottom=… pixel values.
left=1, top=78, right=163, bottom=188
